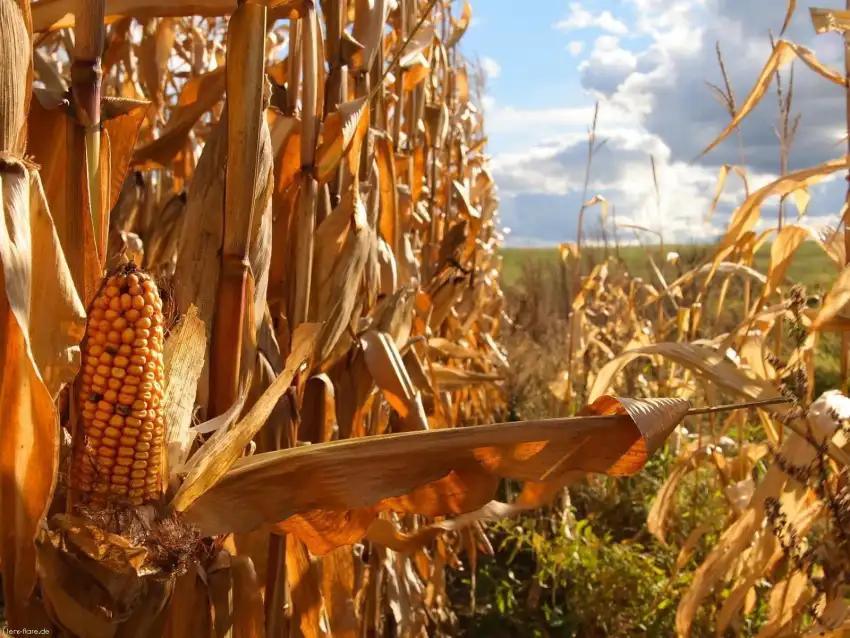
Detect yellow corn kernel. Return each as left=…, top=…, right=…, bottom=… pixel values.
left=71, top=264, right=166, bottom=508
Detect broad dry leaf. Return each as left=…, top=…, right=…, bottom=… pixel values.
left=182, top=396, right=689, bottom=543
left=430, top=363, right=503, bottom=391
left=312, top=193, right=372, bottom=364
left=0, top=159, right=72, bottom=624
left=398, top=20, right=435, bottom=67
left=131, top=69, right=226, bottom=169
left=676, top=429, right=825, bottom=636
left=100, top=98, right=151, bottom=211
left=756, top=571, right=811, bottom=637
left=25, top=169, right=86, bottom=398
left=138, top=18, right=175, bottom=116
left=26, top=93, right=104, bottom=305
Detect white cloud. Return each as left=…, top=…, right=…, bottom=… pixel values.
left=568, top=41, right=585, bottom=56
left=480, top=97, right=639, bottom=150
left=578, top=36, right=638, bottom=95
left=480, top=56, right=501, bottom=79
left=555, top=2, right=629, bottom=36
left=491, top=0, right=846, bottom=245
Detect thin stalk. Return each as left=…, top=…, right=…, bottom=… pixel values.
left=324, top=0, right=347, bottom=208
left=564, top=102, right=601, bottom=410
left=209, top=2, right=267, bottom=417
left=712, top=42, right=751, bottom=316
left=291, top=2, right=320, bottom=327
left=72, top=0, right=106, bottom=259
left=392, top=0, right=407, bottom=150
left=687, top=396, right=791, bottom=415
left=574, top=101, right=600, bottom=273
left=650, top=155, right=665, bottom=259
left=286, top=17, right=301, bottom=116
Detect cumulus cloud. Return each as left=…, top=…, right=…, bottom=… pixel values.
left=579, top=35, right=637, bottom=95
left=568, top=41, right=585, bottom=56
left=492, top=0, right=847, bottom=246
left=555, top=2, right=629, bottom=36
left=586, top=0, right=847, bottom=172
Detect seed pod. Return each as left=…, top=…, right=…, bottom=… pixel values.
left=71, top=264, right=166, bottom=507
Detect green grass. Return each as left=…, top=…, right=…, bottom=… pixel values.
left=499, top=241, right=837, bottom=291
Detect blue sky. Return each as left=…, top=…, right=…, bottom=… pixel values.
left=460, top=1, right=652, bottom=153
left=452, top=0, right=849, bottom=246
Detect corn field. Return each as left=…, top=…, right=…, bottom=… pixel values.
left=0, top=0, right=703, bottom=636
left=6, top=0, right=850, bottom=635
left=496, top=2, right=850, bottom=634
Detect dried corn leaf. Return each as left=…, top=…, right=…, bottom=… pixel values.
left=0, top=0, right=28, bottom=155
left=286, top=536, right=323, bottom=638
left=446, top=0, right=472, bottom=48
left=171, top=322, right=321, bottom=512
left=183, top=395, right=689, bottom=544
left=0, top=159, right=78, bottom=624
left=320, top=547, right=357, bottom=638
left=810, top=7, right=850, bottom=33
left=314, top=96, right=369, bottom=184
left=705, top=164, right=749, bottom=222
left=361, top=330, right=428, bottom=432
left=764, top=224, right=809, bottom=295
left=812, top=264, right=850, bottom=330
left=131, top=70, right=226, bottom=169
left=698, top=41, right=844, bottom=160
left=32, top=0, right=305, bottom=31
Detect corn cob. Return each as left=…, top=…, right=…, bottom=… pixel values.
left=71, top=264, right=166, bottom=507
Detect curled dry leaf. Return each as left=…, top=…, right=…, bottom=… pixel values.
left=360, top=330, right=429, bottom=432
left=313, top=96, right=369, bottom=184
